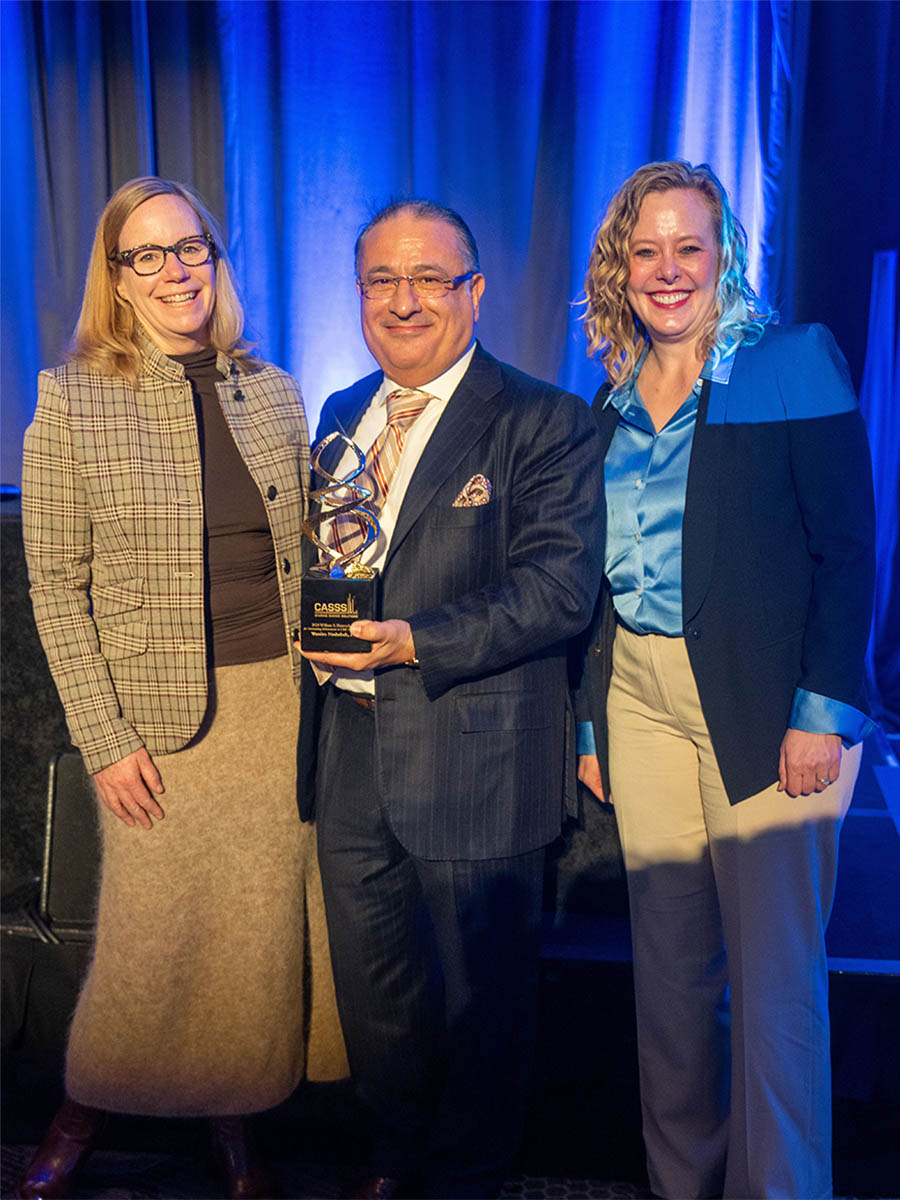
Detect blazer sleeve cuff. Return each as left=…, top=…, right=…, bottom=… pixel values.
left=789, top=687, right=876, bottom=748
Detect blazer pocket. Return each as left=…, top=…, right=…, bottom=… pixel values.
left=98, top=619, right=148, bottom=660
left=91, top=577, right=145, bottom=617
left=456, top=691, right=549, bottom=732
left=432, top=505, right=498, bottom=528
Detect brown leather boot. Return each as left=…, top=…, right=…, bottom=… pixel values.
left=208, top=1115, right=280, bottom=1199
left=18, top=1096, right=105, bottom=1199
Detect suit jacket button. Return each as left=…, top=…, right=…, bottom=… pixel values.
left=267, top=485, right=277, bottom=500
left=233, top=389, right=245, bottom=402
left=282, top=558, right=291, bottom=574
left=688, top=626, right=701, bottom=639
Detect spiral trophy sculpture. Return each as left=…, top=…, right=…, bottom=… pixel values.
left=299, top=431, right=381, bottom=651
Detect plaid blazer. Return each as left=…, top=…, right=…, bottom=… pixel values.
left=22, top=338, right=310, bottom=775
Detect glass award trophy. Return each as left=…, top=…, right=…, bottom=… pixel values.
left=300, top=432, right=380, bottom=652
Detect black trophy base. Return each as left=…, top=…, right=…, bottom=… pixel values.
left=300, top=572, right=379, bottom=651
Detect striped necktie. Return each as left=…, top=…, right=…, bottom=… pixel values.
left=327, top=387, right=432, bottom=559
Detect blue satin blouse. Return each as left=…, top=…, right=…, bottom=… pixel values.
left=576, top=346, right=874, bottom=755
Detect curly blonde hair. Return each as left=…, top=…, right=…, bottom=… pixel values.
left=582, top=160, right=773, bottom=388
left=71, top=176, right=256, bottom=378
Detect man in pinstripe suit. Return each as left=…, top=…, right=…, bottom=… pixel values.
left=300, top=201, right=602, bottom=1199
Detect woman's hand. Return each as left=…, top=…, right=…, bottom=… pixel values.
left=578, top=753, right=610, bottom=804
left=777, top=729, right=842, bottom=797
left=92, top=748, right=165, bottom=829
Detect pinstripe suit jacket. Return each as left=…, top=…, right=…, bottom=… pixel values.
left=307, top=345, right=604, bottom=859
left=22, top=337, right=310, bottom=775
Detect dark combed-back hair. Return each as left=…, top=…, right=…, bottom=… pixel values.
left=354, top=198, right=481, bottom=274
left=582, top=160, right=775, bottom=387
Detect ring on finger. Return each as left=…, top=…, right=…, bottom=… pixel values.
left=816, top=776, right=831, bottom=786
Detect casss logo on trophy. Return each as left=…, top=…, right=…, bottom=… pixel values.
left=300, top=432, right=381, bottom=651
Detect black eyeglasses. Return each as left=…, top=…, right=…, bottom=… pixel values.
left=357, top=271, right=475, bottom=300
left=110, top=233, right=217, bottom=276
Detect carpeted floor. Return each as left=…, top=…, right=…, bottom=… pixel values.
left=3, top=739, right=898, bottom=1200
left=0, top=1142, right=649, bottom=1200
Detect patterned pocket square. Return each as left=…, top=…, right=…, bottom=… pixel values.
left=452, top=474, right=493, bottom=507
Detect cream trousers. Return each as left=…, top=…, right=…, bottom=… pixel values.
left=608, top=625, right=860, bottom=1200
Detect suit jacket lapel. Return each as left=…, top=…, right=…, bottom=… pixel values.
left=588, top=388, right=617, bottom=573
left=316, top=374, right=381, bottom=478
left=385, top=346, right=505, bottom=567
left=591, top=385, right=619, bottom=454
left=682, top=376, right=720, bottom=625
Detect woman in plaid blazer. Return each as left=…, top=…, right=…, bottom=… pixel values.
left=19, top=178, right=346, bottom=1200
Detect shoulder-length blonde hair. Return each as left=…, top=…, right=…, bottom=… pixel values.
left=582, top=160, right=774, bottom=388
left=71, top=176, right=256, bottom=378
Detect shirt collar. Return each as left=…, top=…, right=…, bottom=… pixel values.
left=377, top=339, right=477, bottom=406
left=135, top=327, right=234, bottom=382
left=604, top=341, right=735, bottom=414
left=706, top=345, right=736, bottom=384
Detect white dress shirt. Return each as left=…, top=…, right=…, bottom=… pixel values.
left=326, top=341, right=476, bottom=694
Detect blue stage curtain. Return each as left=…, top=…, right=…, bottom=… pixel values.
left=219, top=0, right=807, bottom=405
left=0, top=0, right=862, bottom=470
left=1, top=0, right=897, bottom=719
left=0, top=0, right=225, bottom=485
left=860, top=252, right=900, bottom=732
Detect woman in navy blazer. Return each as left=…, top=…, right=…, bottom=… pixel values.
left=576, top=162, right=875, bottom=1200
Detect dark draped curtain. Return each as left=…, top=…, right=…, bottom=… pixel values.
left=1, top=0, right=897, bottom=721
left=860, top=252, right=900, bottom=731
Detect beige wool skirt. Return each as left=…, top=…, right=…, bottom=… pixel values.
left=66, top=655, right=347, bottom=1117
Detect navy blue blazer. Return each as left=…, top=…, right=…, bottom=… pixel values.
left=574, top=323, right=876, bottom=804
left=299, top=344, right=603, bottom=859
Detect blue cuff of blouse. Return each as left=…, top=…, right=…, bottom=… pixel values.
left=789, top=688, right=877, bottom=748
left=577, top=721, right=597, bottom=756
